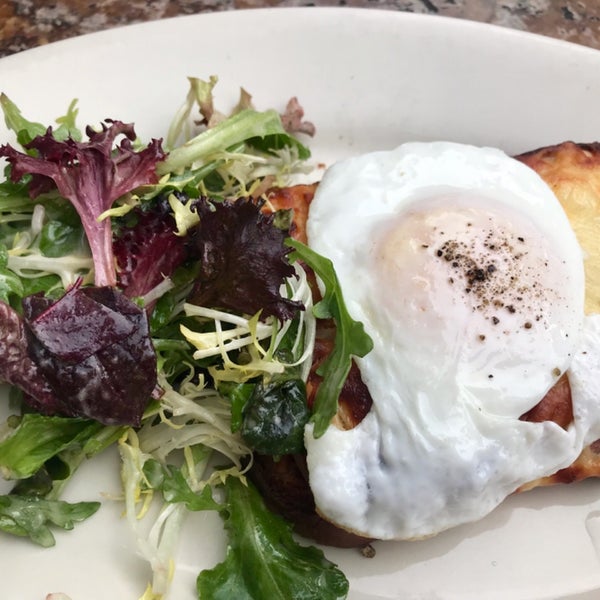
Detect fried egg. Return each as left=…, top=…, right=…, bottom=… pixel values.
left=304, top=141, right=600, bottom=540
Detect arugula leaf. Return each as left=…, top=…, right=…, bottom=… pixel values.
left=286, top=239, right=374, bottom=437
left=0, top=494, right=99, bottom=547
left=218, top=382, right=254, bottom=433
left=197, top=477, right=348, bottom=600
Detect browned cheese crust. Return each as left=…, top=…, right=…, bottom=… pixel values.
left=516, top=142, right=600, bottom=490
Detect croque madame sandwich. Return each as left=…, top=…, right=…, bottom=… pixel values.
left=251, top=140, right=600, bottom=548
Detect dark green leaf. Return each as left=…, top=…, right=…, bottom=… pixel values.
left=0, top=178, right=33, bottom=211
left=197, top=477, right=348, bottom=600
left=149, top=262, right=201, bottom=335
left=39, top=220, right=84, bottom=257
left=42, top=197, right=83, bottom=227
left=10, top=467, right=54, bottom=497
left=20, top=274, right=63, bottom=299
left=240, top=379, right=309, bottom=454
left=218, top=382, right=255, bottom=433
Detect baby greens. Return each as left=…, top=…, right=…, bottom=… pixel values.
left=0, top=77, right=370, bottom=600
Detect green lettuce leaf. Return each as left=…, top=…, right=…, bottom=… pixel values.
left=157, top=108, right=309, bottom=175
left=0, top=413, right=120, bottom=481
left=197, top=476, right=348, bottom=600
left=0, top=244, right=24, bottom=303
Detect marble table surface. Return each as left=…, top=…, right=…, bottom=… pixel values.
left=1, top=0, right=600, bottom=58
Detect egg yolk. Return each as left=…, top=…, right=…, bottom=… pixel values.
left=371, top=193, right=578, bottom=417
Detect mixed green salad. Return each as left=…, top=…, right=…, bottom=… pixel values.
left=0, top=77, right=373, bottom=599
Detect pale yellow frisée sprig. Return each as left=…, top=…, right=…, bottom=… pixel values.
left=180, top=260, right=316, bottom=387
left=119, top=371, right=252, bottom=600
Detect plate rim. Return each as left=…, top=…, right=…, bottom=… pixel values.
left=1, top=7, right=600, bottom=600
left=2, top=6, right=600, bottom=69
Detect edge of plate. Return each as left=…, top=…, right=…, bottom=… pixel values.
left=1, top=7, right=599, bottom=70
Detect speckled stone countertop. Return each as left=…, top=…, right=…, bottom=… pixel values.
left=1, top=0, right=600, bottom=58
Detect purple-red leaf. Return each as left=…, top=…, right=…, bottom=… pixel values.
left=114, top=200, right=189, bottom=299
left=22, top=284, right=158, bottom=426
left=0, top=121, right=166, bottom=287
left=0, top=301, right=65, bottom=415
left=187, top=198, right=303, bottom=322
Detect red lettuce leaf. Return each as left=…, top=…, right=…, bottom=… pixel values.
left=0, top=301, right=65, bottom=415
left=114, top=198, right=189, bottom=299
left=0, top=121, right=166, bottom=287
left=187, top=197, right=303, bottom=322
left=22, top=284, right=158, bottom=426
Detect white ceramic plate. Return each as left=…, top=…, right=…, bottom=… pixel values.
left=1, top=7, right=600, bottom=600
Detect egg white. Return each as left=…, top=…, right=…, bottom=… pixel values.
left=304, top=141, right=599, bottom=540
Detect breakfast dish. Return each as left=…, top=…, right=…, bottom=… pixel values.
left=2, top=8, right=600, bottom=600
left=253, top=141, right=600, bottom=550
